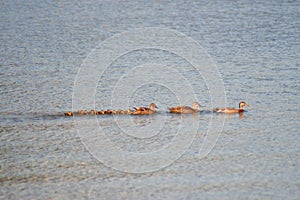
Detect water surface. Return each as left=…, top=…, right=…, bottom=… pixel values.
left=1, top=0, right=299, bottom=199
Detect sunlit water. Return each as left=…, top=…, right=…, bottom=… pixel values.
left=1, top=0, right=299, bottom=199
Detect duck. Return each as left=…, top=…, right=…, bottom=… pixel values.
left=63, top=111, right=73, bottom=116
left=213, top=101, right=249, bottom=114
left=89, top=109, right=98, bottom=115
left=132, top=103, right=158, bottom=115
left=77, top=110, right=88, bottom=115
left=169, top=102, right=201, bottom=114
left=98, top=110, right=105, bottom=115
left=116, top=109, right=125, bottom=114
left=105, top=109, right=112, bottom=115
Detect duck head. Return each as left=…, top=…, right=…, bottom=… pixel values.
left=149, top=103, right=158, bottom=110
left=239, top=101, right=249, bottom=108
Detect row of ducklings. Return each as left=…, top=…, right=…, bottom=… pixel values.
left=63, top=101, right=248, bottom=116
left=63, top=103, right=159, bottom=116
left=63, top=109, right=134, bottom=116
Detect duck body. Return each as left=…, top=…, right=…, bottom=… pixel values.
left=89, top=109, right=98, bottom=115
left=116, top=109, right=124, bottom=114
left=98, top=110, right=105, bottom=115
left=132, top=103, right=158, bottom=115
left=105, top=109, right=112, bottom=115
left=132, top=108, right=155, bottom=115
left=214, top=108, right=244, bottom=114
left=169, top=102, right=200, bottom=114
left=214, top=101, right=248, bottom=114
left=63, top=111, right=73, bottom=116
left=77, top=110, right=88, bottom=115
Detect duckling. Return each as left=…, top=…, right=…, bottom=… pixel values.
left=213, top=101, right=249, bottom=114
left=63, top=111, right=73, bottom=116
left=169, top=102, right=201, bottom=114
left=116, top=109, right=125, bottom=114
left=132, top=103, right=158, bottom=115
left=89, top=109, right=98, bottom=115
left=125, top=109, right=132, bottom=114
left=97, top=110, right=105, bottom=115
left=111, top=110, right=117, bottom=114
left=77, top=110, right=88, bottom=115
left=105, top=109, right=112, bottom=115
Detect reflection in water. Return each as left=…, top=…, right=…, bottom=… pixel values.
left=132, top=114, right=155, bottom=126
left=211, top=110, right=247, bottom=120
left=78, top=111, right=204, bottom=155
left=74, top=108, right=204, bottom=173
left=168, top=111, right=200, bottom=122
left=239, top=112, right=245, bottom=119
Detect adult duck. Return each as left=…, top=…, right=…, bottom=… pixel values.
left=213, top=101, right=249, bottom=114
left=132, top=103, right=158, bottom=115
left=169, top=102, right=201, bottom=114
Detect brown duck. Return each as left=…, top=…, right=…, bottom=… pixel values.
left=132, top=103, right=158, bottom=115
left=105, top=109, right=112, bottom=115
left=97, top=110, right=105, bottom=115
left=63, top=111, right=73, bottom=116
left=169, top=102, right=201, bottom=114
left=213, top=101, right=249, bottom=114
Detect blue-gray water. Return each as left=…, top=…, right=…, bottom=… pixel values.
left=1, top=0, right=299, bottom=199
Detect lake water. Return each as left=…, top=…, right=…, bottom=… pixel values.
left=1, top=0, right=299, bottom=199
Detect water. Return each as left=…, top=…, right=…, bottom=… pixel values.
left=1, top=0, right=299, bottom=199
